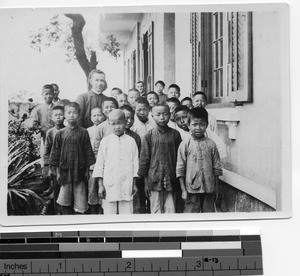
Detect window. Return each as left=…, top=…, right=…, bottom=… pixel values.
left=191, top=12, right=253, bottom=104
left=140, top=21, right=154, bottom=92
left=213, top=12, right=224, bottom=99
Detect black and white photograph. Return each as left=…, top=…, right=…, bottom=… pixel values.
left=0, top=3, right=291, bottom=225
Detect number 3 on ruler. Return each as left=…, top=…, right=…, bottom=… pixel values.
left=197, top=260, right=202, bottom=267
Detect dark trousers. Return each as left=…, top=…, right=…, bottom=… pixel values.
left=184, top=193, right=216, bottom=213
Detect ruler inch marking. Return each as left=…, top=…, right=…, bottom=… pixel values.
left=240, top=269, right=263, bottom=275
left=0, top=231, right=263, bottom=276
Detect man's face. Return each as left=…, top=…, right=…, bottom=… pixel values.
left=90, top=73, right=106, bottom=93
left=136, top=82, right=144, bottom=93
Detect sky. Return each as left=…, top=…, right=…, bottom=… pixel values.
left=0, top=8, right=124, bottom=103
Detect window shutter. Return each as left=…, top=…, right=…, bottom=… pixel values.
left=228, top=12, right=253, bottom=102
left=148, top=21, right=154, bottom=91
left=190, top=13, right=200, bottom=95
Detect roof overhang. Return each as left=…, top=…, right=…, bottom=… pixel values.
left=100, top=13, right=144, bottom=49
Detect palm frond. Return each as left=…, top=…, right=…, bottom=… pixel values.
left=8, top=158, right=41, bottom=186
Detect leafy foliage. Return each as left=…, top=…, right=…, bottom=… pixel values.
left=7, top=104, right=47, bottom=216
left=100, top=34, right=121, bottom=59
left=29, top=14, right=121, bottom=65
left=29, top=14, right=76, bottom=63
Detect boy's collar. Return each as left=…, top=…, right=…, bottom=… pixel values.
left=55, top=123, right=65, bottom=129
left=67, top=124, right=78, bottom=130
left=156, top=124, right=169, bottom=133
left=191, top=134, right=206, bottom=141
left=138, top=117, right=149, bottom=124
left=113, top=132, right=125, bottom=138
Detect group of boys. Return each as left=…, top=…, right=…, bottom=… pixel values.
left=33, top=75, right=224, bottom=216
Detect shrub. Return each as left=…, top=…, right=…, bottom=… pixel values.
left=7, top=102, right=47, bottom=215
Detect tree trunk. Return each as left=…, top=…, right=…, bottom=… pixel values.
left=64, top=14, right=98, bottom=78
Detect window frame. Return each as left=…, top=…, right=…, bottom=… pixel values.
left=192, top=12, right=253, bottom=104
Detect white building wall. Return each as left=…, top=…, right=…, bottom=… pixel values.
left=124, top=24, right=138, bottom=92
left=213, top=11, right=284, bottom=208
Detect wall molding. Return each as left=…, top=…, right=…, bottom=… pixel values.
left=207, top=107, right=240, bottom=139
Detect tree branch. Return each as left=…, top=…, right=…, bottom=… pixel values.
left=64, top=14, right=91, bottom=77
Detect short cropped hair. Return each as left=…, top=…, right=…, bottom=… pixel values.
left=52, top=105, right=64, bottom=112
left=136, top=81, right=144, bottom=85
left=135, top=97, right=150, bottom=108
left=168, top=83, right=180, bottom=92
left=91, top=106, right=102, bottom=113
left=189, top=107, right=208, bottom=125
left=152, top=104, right=170, bottom=113
left=128, top=88, right=140, bottom=94
left=65, top=102, right=81, bottom=114
left=42, top=84, right=54, bottom=93
left=120, top=105, right=135, bottom=115
left=111, top=87, right=123, bottom=94
left=102, top=97, right=119, bottom=108
left=58, top=99, right=70, bottom=107
left=166, top=97, right=181, bottom=106
left=181, top=97, right=192, bottom=104
left=174, top=105, right=190, bottom=115
left=147, top=91, right=159, bottom=100
left=51, top=83, right=59, bottom=89
left=193, top=91, right=207, bottom=101
left=155, top=80, right=165, bottom=88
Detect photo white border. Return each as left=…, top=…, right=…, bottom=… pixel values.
left=0, top=1, right=291, bottom=227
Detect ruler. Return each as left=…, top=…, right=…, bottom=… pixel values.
left=0, top=230, right=263, bottom=276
